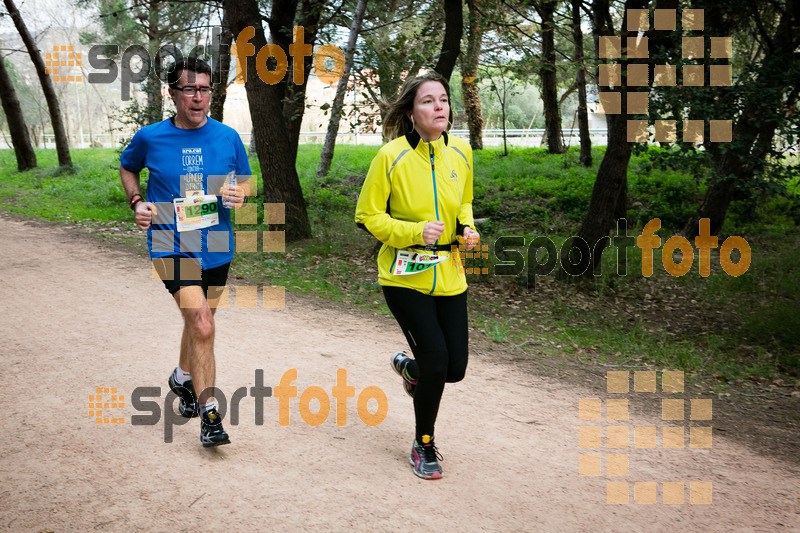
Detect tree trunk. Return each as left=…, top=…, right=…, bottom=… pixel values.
left=434, top=0, right=463, bottom=81
left=683, top=0, right=799, bottom=237
left=63, top=92, right=72, bottom=146
left=144, top=1, right=164, bottom=125
left=316, top=0, right=368, bottom=178
left=282, top=0, right=322, bottom=166
left=500, top=77, right=508, bottom=156
left=85, top=82, right=95, bottom=146
left=461, top=0, right=484, bottom=150
left=210, top=8, right=233, bottom=123
left=225, top=0, right=312, bottom=241
left=248, top=128, right=257, bottom=156
left=565, top=113, right=631, bottom=276
left=0, top=57, right=37, bottom=170
left=560, top=0, right=686, bottom=279
left=684, top=95, right=782, bottom=238
left=4, top=0, right=71, bottom=167
left=558, top=0, right=649, bottom=280
left=571, top=0, right=591, bottom=166
left=539, top=0, right=564, bottom=154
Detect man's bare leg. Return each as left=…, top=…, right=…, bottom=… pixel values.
left=174, top=285, right=229, bottom=446
left=175, top=285, right=217, bottom=406
left=178, top=300, right=219, bottom=399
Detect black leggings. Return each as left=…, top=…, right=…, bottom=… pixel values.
left=382, top=286, right=469, bottom=441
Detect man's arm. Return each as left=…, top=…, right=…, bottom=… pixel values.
left=119, top=165, right=142, bottom=201
left=119, top=165, right=157, bottom=230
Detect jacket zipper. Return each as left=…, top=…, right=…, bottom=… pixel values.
left=429, top=143, right=438, bottom=294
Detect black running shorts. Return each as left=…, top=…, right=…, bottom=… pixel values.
left=152, top=255, right=230, bottom=298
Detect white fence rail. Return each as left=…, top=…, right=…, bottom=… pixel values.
left=1, top=128, right=609, bottom=150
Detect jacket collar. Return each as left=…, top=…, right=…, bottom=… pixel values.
left=405, top=129, right=449, bottom=151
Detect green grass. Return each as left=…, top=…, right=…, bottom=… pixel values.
left=0, top=149, right=131, bottom=225
left=2, top=144, right=798, bottom=384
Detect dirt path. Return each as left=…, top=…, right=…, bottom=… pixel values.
left=1, top=216, right=798, bottom=532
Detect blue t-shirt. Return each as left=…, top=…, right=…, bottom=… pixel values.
left=120, top=117, right=251, bottom=269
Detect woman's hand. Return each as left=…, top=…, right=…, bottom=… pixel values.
left=463, top=226, right=480, bottom=251
left=423, top=221, right=445, bottom=244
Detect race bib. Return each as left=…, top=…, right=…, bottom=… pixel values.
left=174, top=195, right=220, bottom=232
left=392, top=249, right=449, bottom=276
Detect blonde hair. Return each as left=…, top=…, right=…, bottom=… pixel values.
left=382, top=71, right=453, bottom=141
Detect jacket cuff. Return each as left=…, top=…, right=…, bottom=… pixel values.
left=413, top=221, right=427, bottom=245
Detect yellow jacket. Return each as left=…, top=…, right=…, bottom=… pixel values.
left=355, top=130, right=475, bottom=296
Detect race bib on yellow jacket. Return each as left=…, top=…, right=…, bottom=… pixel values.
left=392, top=249, right=449, bottom=276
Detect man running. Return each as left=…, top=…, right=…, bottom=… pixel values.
left=119, top=57, right=250, bottom=447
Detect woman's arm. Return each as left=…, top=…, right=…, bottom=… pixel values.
left=457, top=145, right=479, bottom=250
left=355, top=151, right=428, bottom=249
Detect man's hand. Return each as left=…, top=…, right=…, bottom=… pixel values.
left=423, top=221, right=445, bottom=244
left=134, top=202, right=157, bottom=230
left=463, top=226, right=480, bottom=251
left=220, top=184, right=246, bottom=209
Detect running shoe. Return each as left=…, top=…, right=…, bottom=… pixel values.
left=390, top=351, right=417, bottom=397
left=200, top=408, right=230, bottom=447
left=168, top=371, right=199, bottom=418
left=409, top=435, right=443, bottom=480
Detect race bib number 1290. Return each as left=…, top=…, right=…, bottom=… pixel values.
left=174, top=195, right=220, bottom=232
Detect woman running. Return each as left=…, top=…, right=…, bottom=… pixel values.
left=355, top=71, right=479, bottom=480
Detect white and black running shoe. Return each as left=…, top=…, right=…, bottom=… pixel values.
left=200, top=408, right=230, bottom=448
left=168, top=371, right=199, bottom=418
left=390, top=351, right=417, bottom=398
